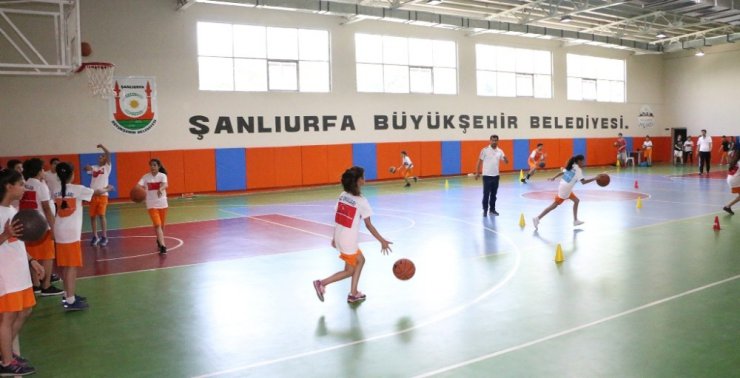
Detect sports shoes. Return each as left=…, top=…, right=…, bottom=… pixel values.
left=312, top=280, right=325, bottom=302
left=520, top=178, right=526, bottom=183
left=723, top=206, right=734, bottom=215
left=99, top=237, right=108, bottom=246
left=63, top=298, right=89, bottom=312
left=50, top=273, right=61, bottom=283
left=413, top=177, right=418, bottom=183
left=404, top=183, right=411, bottom=188
left=490, top=210, right=500, bottom=216
left=12, top=354, right=29, bottom=367
left=90, top=236, right=100, bottom=246
left=32, top=286, right=41, bottom=294
left=574, top=220, right=585, bottom=226
left=532, top=216, right=540, bottom=230
left=62, top=295, right=87, bottom=304
left=40, top=285, right=64, bottom=296
left=0, top=359, right=36, bottom=376
left=159, top=245, right=167, bottom=254
left=482, top=210, right=487, bottom=216
left=347, top=292, right=366, bottom=303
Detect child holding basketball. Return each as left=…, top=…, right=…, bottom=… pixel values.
left=313, top=166, right=392, bottom=303
left=394, top=151, right=418, bottom=188
left=722, top=152, right=740, bottom=215
left=522, top=143, right=546, bottom=183
left=53, top=162, right=94, bottom=311
left=0, top=168, right=44, bottom=376
left=85, top=144, right=115, bottom=247
left=21, top=158, right=63, bottom=296
left=532, top=155, right=598, bottom=230
left=137, top=159, right=168, bottom=254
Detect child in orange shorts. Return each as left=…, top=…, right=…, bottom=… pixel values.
left=0, top=169, right=45, bottom=375
left=85, top=144, right=114, bottom=247
left=313, top=166, right=392, bottom=303
left=532, top=155, right=598, bottom=230
left=137, top=159, right=169, bottom=254
left=722, top=153, right=740, bottom=215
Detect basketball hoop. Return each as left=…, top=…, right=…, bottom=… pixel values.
left=76, top=62, right=115, bottom=98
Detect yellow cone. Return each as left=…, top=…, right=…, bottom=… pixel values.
left=555, top=244, right=564, bottom=263
left=616, top=159, right=621, bottom=168
left=444, top=179, right=449, bottom=189
left=519, top=169, right=524, bottom=181
left=519, top=213, right=526, bottom=228
left=636, top=196, right=642, bottom=209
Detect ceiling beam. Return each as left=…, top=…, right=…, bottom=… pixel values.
left=579, top=10, right=664, bottom=33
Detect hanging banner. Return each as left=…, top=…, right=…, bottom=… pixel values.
left=108, top=77, right=158, bottom=135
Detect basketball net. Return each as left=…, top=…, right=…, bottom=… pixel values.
left=78, top=62, right=115, bottom=98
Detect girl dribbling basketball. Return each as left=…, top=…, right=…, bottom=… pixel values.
left=532, top=155, right=598, bottom=230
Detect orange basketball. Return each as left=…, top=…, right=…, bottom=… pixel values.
left=81, top=42, right=92, bottom=57
left=129, top=186, right=146, bottom=203
left=389, top=166, right=396, bottom=174
left=393, top=258, right=415, bottom=280
left=596, top=174, right=610, bottom=187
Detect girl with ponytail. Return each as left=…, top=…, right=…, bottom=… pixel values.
left=53, top=163, right=94, bottom=311
left=137, top=159, right=169, bottom=254
left=532, top=155, right=599, bottom=230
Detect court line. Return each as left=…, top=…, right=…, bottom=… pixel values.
left=192, top=212, right=523, bottom=378
left=219, top=208, right=333, bottom=240
left=94, top=236, right=184, bottom=262
left=413, top=274, right=740, bottom=377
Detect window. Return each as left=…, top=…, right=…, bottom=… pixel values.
left=197, top=22, right=330, bottom=92
left=475, top=45, right=552, bottom=98
left=355, top=33, right=457, bottom=94
left=566, top=54, right=625, bottom=102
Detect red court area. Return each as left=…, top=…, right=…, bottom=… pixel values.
left=672, top=170, right=729, bottom=179
left=522, top=189, right=646, bottom=201
left=77, top=214, right=373, bottom=277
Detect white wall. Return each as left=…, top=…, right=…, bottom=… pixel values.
left=0, top=0, right=666, bottom=156
left=663, top=43, right=740, bottom=137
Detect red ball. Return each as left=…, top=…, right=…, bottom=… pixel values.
left=129, top=186, right=146, bottom=203
left=393, top=258, right=415, bottom=280
left=81, top=42, right=92, bottom=57
left=12, top=210, right=48, bottom=242
left=596, top=174, right=610, bottom=187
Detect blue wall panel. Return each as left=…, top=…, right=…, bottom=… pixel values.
left=441, top=141, right=461, bottom=175
left=513, top=139, right=530, bottom=170
left=352, top=144, right=377, bottom=180
left=573, top=138, right=587, bottom=157
left=79, top=152, right=119, bottom=199
left=216, top=148, right=246, bottom=191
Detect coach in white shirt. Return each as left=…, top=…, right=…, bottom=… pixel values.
left=475, top=134, right=509, bottom=216
left=697, top=129, right=713, bottom=175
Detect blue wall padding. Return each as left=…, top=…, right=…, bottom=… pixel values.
left=79, top=152, right=119, bottom=199
left=441, top=141, right=461, bottom=175
left=513, top=139, right=530, bottom=170
left=625, top=137, right=634, bottom=152
left=352, top=144, right=377, bottom=180
left=573, top=138, right=587, bottom=157
left=216, top=148, right=246, bottom=191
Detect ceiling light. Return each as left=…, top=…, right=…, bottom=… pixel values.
left=656, top=31, right=667, bottom=39
left=560, top=15, right=572, bottom=23
left=426, top=0, right=443, bottom=5
left=695, top=49, right=704, bottom=57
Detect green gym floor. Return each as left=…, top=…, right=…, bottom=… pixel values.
left=20, top=164, right=740, bottom=377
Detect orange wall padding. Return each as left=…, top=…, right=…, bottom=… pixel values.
left=461, top=141, right=488, bottom=174
left=153, top=150, right=185, bottom=195
left=301, top=145, right=329, bottom=186
left=586, top=138, right=617, bottom=166
left=326, top=144, right=352, bottom=184
left=246, top=148, right=276, bottom=189
left=116, top=152, right=152, bottom=198
left=652, top=137, right=670, bottom=162
left=419, top=141, right=442, bottom=177
left=275, top=147, right=303, bottom=187
left=497, top=140, right=514, bottom=172
left=182, top=149, right=216, bottom=193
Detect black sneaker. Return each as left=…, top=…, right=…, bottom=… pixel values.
left=40, top=285, right=64, bottom=297
left=63, top=299, right=89, bottom=312
left=32, top=286, right=41, bottom=294
left=723, top=206, right=735, bottom=215
left=62, top=295, right=87, bottom=304
left=520, top=178, right=526, bottom=183
left=404, top=183, right=411, bottom=188
left=413, top=177, right=417, bottom=183
left=490, top=210, right=500, bottom=216
left=0, top=359, right=36, bottom=376
left=159, top=245, right=167, bottom=254
left=50, top=273, right=61, bottom=283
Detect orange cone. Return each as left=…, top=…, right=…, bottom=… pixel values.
left=713, top=216, right=721, bottom=231
left=634, top=180, right=639, bottom=189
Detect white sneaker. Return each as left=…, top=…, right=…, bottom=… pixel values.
left=573, top=220, right=584, bottom=226
left=532, top=217, right=540, bottom=230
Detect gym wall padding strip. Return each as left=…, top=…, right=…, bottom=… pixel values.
left=441, top=141, right=461, bottom=175
left=513, top=139, right=531, bottom=171
left=116, top=152, right=152, bottom=199
left=352, top=143, right=377, bottom=180
left=572, top=138, right=587, bottom=159
left=216, top=148, right=246, bottom=191
left=182, top=149, right=217, bottom=193
left=419, top=141, right=441, bottom=177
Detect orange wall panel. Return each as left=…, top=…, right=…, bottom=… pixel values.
left=326, top=144, right=352, bottom=184
left=497, top=140, right=514, bottom=172
left=553, top=139, right=573, bottom=169
left=116, top=152, right=152, bottom=198
left=246, top=148, right=276, bottom=189
left=461, top=141, right=488, bottom=174
left=301, top=145, right=329, bottom=186
left=419, top=141, right=441, bottom=177
left=182, top=149, right=216, bottom=193
left=275, top=147, right=303, bottom=187
left=376, top=143, right=402, bottom=180
left=154, top=150, right=185, bottom=195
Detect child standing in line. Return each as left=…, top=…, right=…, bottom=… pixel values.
left=53, top=163, right=94, bottom=311
left=137, top=159, right=168, bottom=254
left=532, top=155, right=598, bottom=230
left=722, top=152, right=740, bottom=215
left=85, top=144, right=114, bottom=247
left=522, top=143, right=546, bottom=183
left=0, top=168, right=45, bottom=376
left=313, top=166, right=392, bottom=303
left=43, top=158, right=61, bottom=196
left=395, top=151, right=418, bottom=188
left=21, top=158, right=63, bottom=296
left=683, top=136, right=694, bottom=165
left=642, top=135, right=654, bottom=166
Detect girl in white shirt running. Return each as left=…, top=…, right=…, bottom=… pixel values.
left=533, top=155, right=598, bottom=230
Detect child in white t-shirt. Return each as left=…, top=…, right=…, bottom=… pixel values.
left=313, top=166, right=392, bottom=303
left=137, top=159, right=169, bottom=254
left=0, top=168, right=44, bottom=376
left=723, top=153, right=740, bottom=215
left=532, top=155, right=598, bottom=230
left=394, top=151, right=418, bottom=188
left=85, top=144, right=115, bottom=247
left=53, top=163, right=94, bottom=311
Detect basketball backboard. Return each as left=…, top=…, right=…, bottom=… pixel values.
left=0, top=0, right=80, bottom=76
